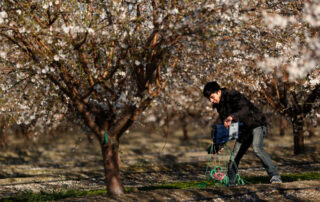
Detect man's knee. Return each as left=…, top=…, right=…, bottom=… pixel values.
left=252, top=145, right=264, bottom=156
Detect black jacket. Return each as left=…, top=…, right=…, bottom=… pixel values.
left=212, top=88, right=266, bottom=142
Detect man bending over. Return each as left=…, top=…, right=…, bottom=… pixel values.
left=203, top=81, right=282, bottom=185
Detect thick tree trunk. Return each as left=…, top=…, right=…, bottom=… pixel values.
left=101, top=142, right=125, bottom=195
left=291, top=116, right=305, bottom=155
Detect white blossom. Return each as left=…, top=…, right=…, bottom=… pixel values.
left=262, top=11, right=296, bottom=29
left=0, top=11, right=7, bottom=24
left=0, top=51, right=6, bottom=59
left=53, top=55, right=59, bottom=61
left=87, top=28, right=95, bottom=35
left=135, top=60, right=141, bottom=66
left=0, top=11, right=8, bottom=18
left=43, top=4, right=49, bottom=10
left=303, top=2, right=320, bottom=27
left=18, top=27, right=26, bottom=33
left=61, top=24, right=70, bottom=34
left=309, top=78, right=320, bottom=87
left=169, top=8, right=179, bottom=15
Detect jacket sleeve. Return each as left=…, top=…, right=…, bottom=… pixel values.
left=229, top=90, right=250, bottom=121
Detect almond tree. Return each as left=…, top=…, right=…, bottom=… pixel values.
left=257, top=1, right=320, bottom=154
left=0, top=0, right=226, bottom=195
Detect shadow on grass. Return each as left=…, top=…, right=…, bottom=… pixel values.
left=0, top=190, right=106, bottom=202
left=244, top=172, right=320, bottom=184
left=1, top=171, right=320, bottom=201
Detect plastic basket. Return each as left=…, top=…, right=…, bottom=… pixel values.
left=212, top=122, right=240, bottom=144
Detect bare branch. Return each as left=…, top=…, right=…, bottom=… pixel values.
left=101, top=41, right=115, bottom=80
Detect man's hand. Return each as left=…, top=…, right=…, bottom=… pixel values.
left=224, top=116, right=233, bottom=128
left=217, top=147, right=224, bottom=154
left=207, top=144, right=225, bottom=154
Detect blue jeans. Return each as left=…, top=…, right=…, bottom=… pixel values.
left=228, top=126, right=279, bottom=184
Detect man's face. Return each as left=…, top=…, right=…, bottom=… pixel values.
left=209, top=90, right=221, bottom=104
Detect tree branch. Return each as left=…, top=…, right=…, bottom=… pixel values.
left=303, top=84, right=320, bottom=116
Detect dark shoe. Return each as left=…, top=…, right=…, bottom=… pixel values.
left=270, top=175, right=282, bottom=184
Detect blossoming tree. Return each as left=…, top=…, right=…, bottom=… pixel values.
left=0, top=0, right=229, bottom=195
left=255, top=1, right=320, bottom=154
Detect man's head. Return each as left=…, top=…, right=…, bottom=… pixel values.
left=203, top=81, right=222, bottom=104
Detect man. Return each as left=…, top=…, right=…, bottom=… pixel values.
left=203, top=81, right=282, bottom=185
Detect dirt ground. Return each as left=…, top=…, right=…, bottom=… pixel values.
left=0, top=123, right=319, bottom=201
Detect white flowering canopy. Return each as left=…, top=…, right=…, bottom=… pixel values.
left=0, top=0, right=236, bottom=139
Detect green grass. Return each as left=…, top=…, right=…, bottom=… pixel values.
left=134, top=180, right=225, bottom=191
left=1, top=171, right=320, bottom=201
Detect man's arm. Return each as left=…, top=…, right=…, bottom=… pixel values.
left=228, top=90, right=250, bottom=124
left=224, top=115, right=233, bottom=128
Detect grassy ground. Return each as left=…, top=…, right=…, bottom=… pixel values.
left=2, top=172, right=320, bottom=201
left=0, top=121, right=319, bottom=201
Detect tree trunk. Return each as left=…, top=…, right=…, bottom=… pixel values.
left=180, top=114, right=188, bottom=140
left=279, top=117, right=287, bottom=136
left=182, top=123, right=188, bottom=140
left=291, top=115, right=305, bottom=155
left=101, top=142, right=125, bottom=195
